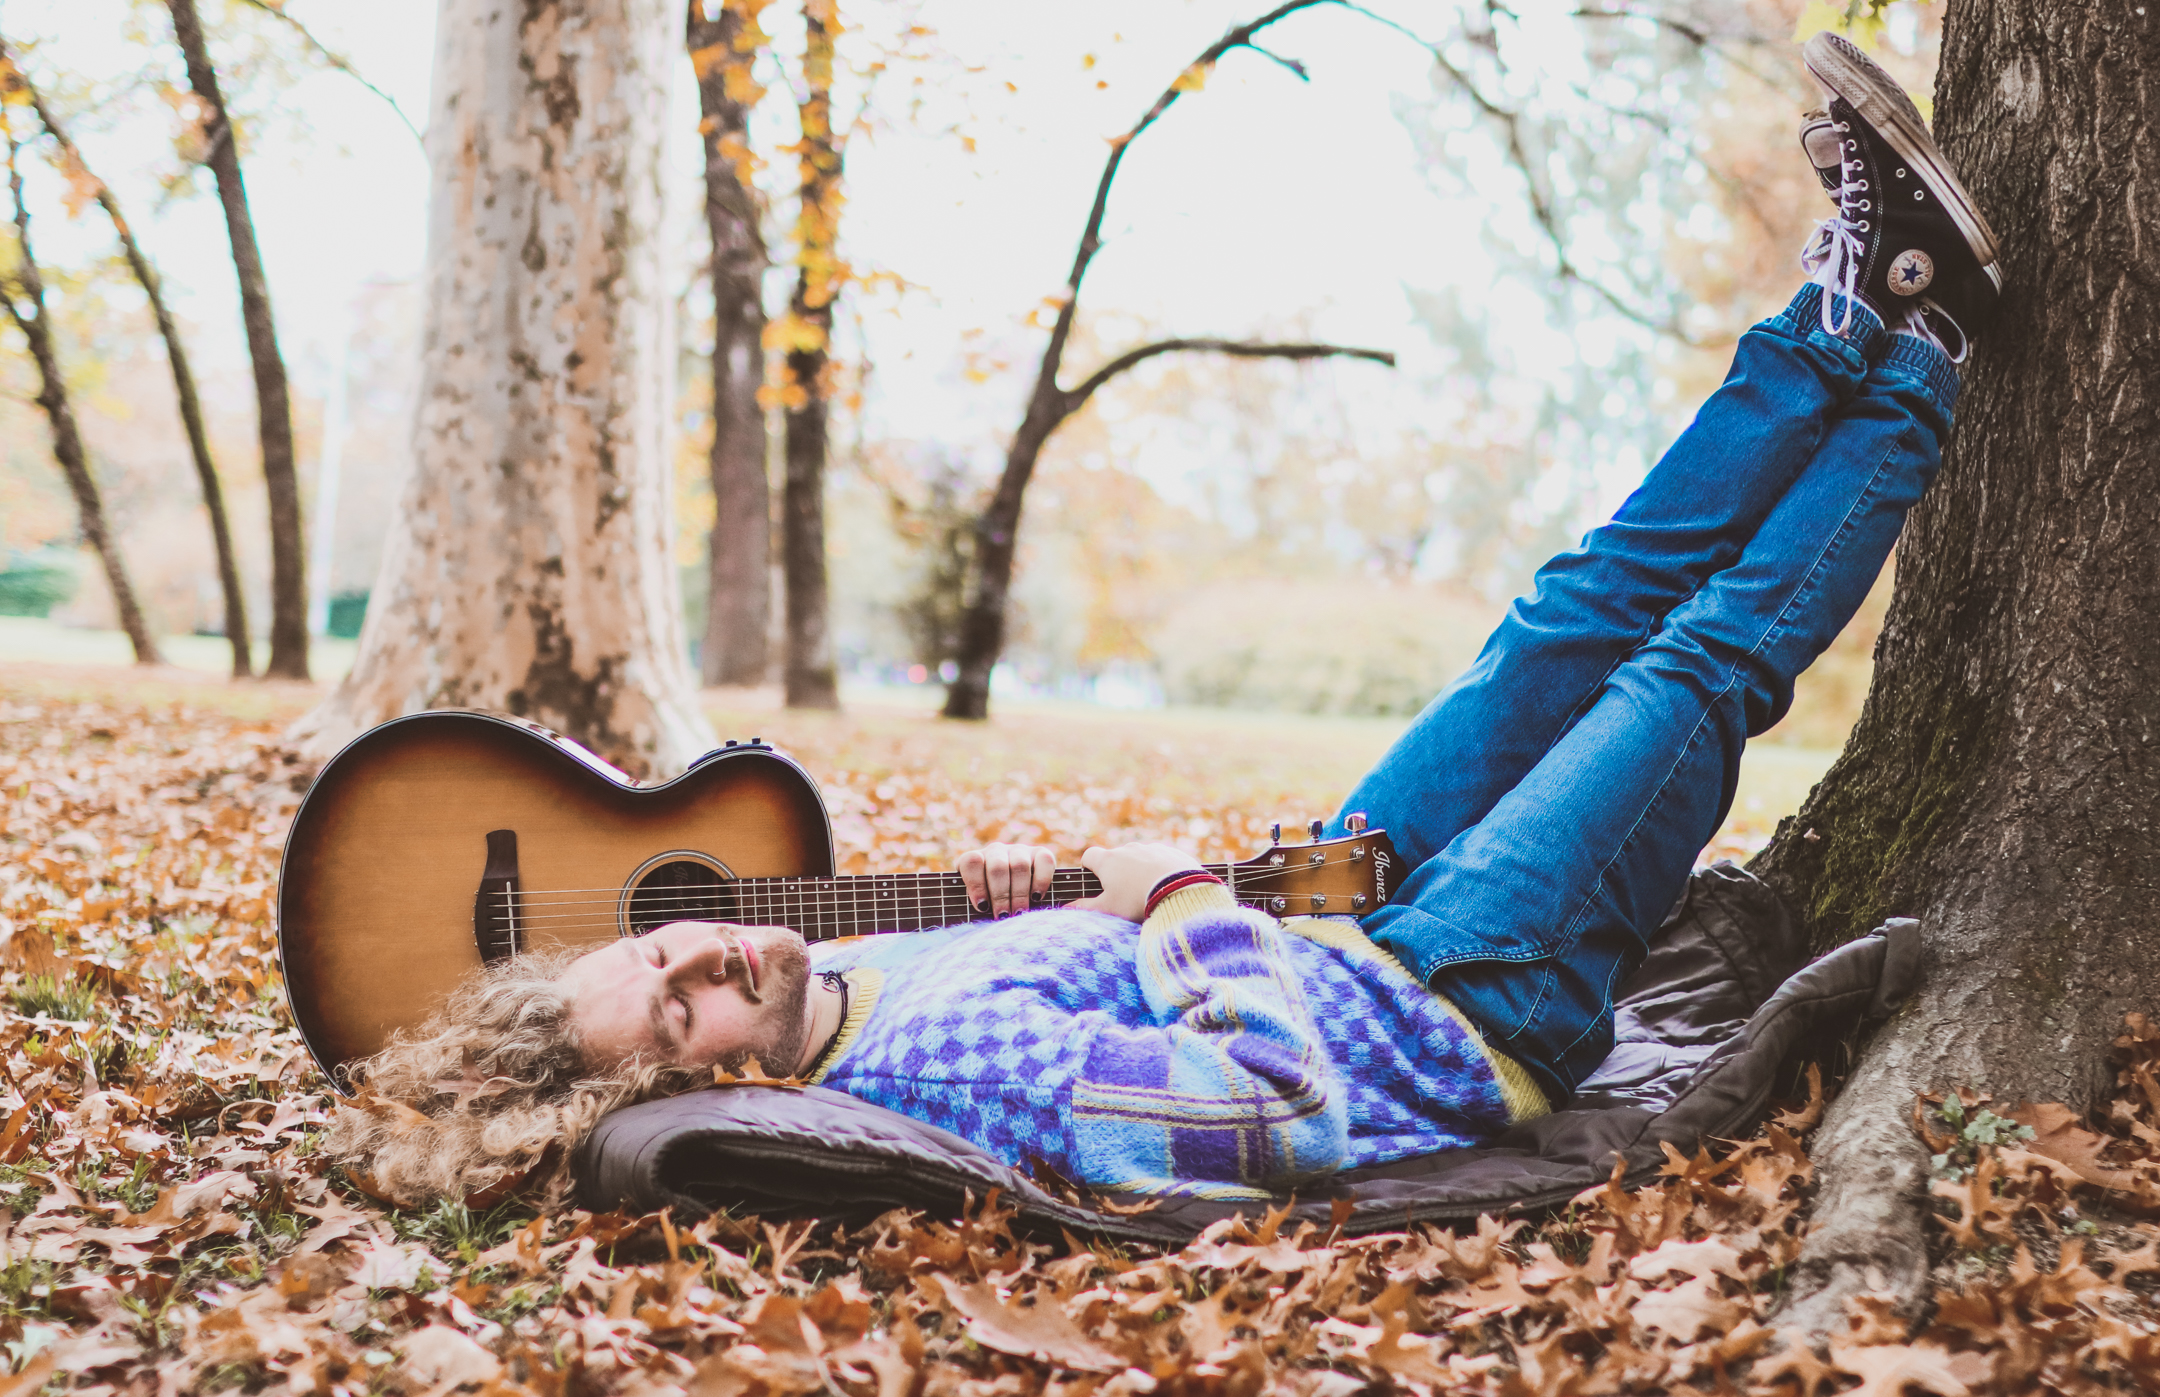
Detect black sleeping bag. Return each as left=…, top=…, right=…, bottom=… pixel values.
left=573, top=863, right=1917, bottom=1241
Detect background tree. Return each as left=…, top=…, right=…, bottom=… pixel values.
left=768, top=2, right=842, bottom=712
left=936, top=1, right=1402, bottom=721
left=291, top=0, right=712, bottom=778
left=1753, top=0, right=2160, bottom=1335
left=690, top=0, right=774, bottom=690
left=165, top=0, right=306, bottom=680
left=0, top=116, right=161, bottom=666
left=3, top=41, right=252, bottom=677
left=773, top=0, right=842, bottom=710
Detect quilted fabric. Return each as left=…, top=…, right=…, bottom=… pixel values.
left=809, top=893, right=1532, bottom=1197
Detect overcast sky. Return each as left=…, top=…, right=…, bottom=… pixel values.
left=7, top=0, right=1529, bottom=451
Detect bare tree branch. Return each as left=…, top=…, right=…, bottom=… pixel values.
left=235, top=0, right=424, bottom=146
left=941, top=0, right=1377, bottom=718
left=1, top=30, right=255, bottom=676
left=1026, top=0, right=1349, bottom=420
left=1062, top=338, right=1395, bottom=418
left=1339, top=2, right=1700, bottom=342
left=0, top=120, right=164, bottom=666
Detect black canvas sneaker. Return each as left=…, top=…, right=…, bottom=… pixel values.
left=1798, top=31, right=2002, bottom=348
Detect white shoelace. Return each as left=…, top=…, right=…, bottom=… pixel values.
left=1894, top=302, right=1961, bottom=363
left=1800, top=121, right=1870, bottom=336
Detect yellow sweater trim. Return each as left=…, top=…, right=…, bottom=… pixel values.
left=806, top=967, right=883, bottom=1085
left=1143, top=882, right=1241, bottom=933
left=1282, top=916, right=1551, bottom=1124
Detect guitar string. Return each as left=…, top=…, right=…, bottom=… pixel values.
left=494, top=867, right=1330, bottom=924
left=486, top=859, right=1339, bottom=912
left=495, top=882, right=1331, bottom=925
left=449, top=848, right=1363, bottom=900
left=530, top=873, right=1111, bottom=918
left=495, top=855, right=1361, bottom=938
left=483, top=870, right=1138, bottom=902
left=496, top=868, right=1353, bottom=934
left=495, top=881, right=1326, bottom=938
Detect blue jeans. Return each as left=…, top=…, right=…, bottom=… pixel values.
left=1334, top=283, right=1961, bottom=1103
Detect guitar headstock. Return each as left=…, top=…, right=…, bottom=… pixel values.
left=1222, top=816, right=1400, bottom=919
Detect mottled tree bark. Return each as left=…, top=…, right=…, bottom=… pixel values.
left=5, top=53, right=252, bottom=677
left=0, top=134, right=162, bottom=666
left=1753, top=0, right=2160, bottom=1335
left=167, top=0, right=306, bottom=680
left=688, top=0, right=771, bottom=688
left=780, top=2, right=839, bottom=711
left=291, top=0, right=712, bottom=778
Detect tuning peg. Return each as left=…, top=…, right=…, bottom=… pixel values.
left=1309, top=819, right=1324, bottom=842
left=1345, top=811, right=1367, bottom=833
left=1270, top=822, right=1281, bottom=845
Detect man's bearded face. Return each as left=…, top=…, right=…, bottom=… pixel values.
left=567, top=921, right=813, bottom=1074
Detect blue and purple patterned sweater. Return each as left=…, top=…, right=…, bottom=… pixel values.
left=806, top=884, right=1549, bottom=1200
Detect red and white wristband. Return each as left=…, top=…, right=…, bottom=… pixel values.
left=1143, top=870, right=1224, bottom=920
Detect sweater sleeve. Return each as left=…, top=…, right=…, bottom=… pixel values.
left=1069, top=884, right=1348, bottom=1198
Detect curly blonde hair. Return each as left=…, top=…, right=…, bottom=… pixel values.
left=322, top=949, right=706, bottom=1207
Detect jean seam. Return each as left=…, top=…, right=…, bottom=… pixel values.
left=1543, top=672, right=1741, bottom=1019
left=1531, top=418, right=1913, bottom=1024
left=1741, top=421, right=1912, bottom=680
left=1760, top=318, right=1871, bottom=382
left=1551, top=914, right=1637, bottom=1071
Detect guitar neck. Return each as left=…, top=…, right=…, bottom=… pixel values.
left=732, top=863, right=1249, bottom=942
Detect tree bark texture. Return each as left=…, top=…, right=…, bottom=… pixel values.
left=291, top=0, right=713, bottom=779
left=0, top=140, right=162, bottom=667
left=688, top=0, right=771, bottom=688
left=780, top=3, right=839, bottom=711
left=167, top=0, right=306, bottom=680
left=1752, top=0, right=2160, bottom=1334
left=9, top=59, right=252, bottom=677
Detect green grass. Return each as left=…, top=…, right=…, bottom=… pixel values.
left=9, top=974, right=99, bottom=1023
left=0, top=616, right=359, bottom=678
left=1, top=614, right=1856, bottom=848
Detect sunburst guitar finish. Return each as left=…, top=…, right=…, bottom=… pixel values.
left=277, top=710, right=1400, bottom=1085
left=277, top=712, right=832, bottom=1082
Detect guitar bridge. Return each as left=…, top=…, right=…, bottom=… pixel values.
left=474, top=829, right=521, bottom=963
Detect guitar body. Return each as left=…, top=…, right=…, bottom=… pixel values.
left=278, top=711, right=832, bottom=1079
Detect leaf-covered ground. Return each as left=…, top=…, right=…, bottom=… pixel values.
left=5, top=671, right=2160, bottom=1395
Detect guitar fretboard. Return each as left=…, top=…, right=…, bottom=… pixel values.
left=539, top=862, right=1289, bottom=942
left=731, top=867, right=1116, bottom=940
left=491, top=831, right=1390, bottom=953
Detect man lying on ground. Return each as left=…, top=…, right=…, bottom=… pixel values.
left=330, top=34, right=2000, bottom=1206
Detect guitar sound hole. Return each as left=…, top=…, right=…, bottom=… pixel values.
left=626, top=860, right=734, bottom=935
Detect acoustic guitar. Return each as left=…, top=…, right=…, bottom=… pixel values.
left=277, top=710, right=1402, bottom=1080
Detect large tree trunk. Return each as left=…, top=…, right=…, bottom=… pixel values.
left=167, top=0, right=306, bottom=681
left=290, top=0, right=712, bottom=779
left=1753, top=0, right=2160, bottom=1335
left=779, top=2, right=839, bottom=711
left=5, top=59, right=252, bottom=678
left=688, top=0, right=772, bottom=689
left=0, top=135, right=163, bottom=667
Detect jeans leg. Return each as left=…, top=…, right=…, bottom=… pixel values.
left=1363, top=336, right=1960, bottom=1100
left=1333, top=285, right=1887, bottom=868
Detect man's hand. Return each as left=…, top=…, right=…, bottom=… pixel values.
left=957, top=843, right=1057, bottom=917
left=1068, top=842, right=1206, bottom=922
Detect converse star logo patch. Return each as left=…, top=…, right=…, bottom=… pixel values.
left=1889, top=248, right=1935, bottom=295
